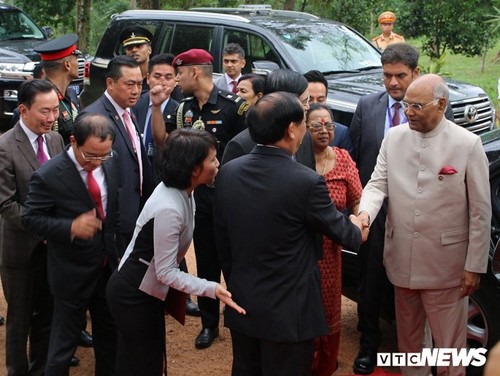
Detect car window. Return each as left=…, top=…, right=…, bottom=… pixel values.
left=0, top=10, right=45, bottom=40
left=261, top=21, right=381, bottom=73
left=171, top=25, right=214, bottom=57
left=223, top=29, right=280, bottom=73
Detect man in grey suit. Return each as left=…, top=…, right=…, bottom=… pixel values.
left=358, top=74, right=490, bottom=376
left=0, top=79, right=64, bottom=376
left=349, top=43, right=454, bottom=375
left=215, top=43, right=246, bottom=93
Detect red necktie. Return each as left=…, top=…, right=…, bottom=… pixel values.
left=87, top=170, right=105, bottom=221
left=231, top=80, right=238, bottom=94
left=36, top=135, right=48, bottom=165
left=391, top=102, right=401, bottom=127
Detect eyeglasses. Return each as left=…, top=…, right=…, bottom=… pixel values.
left=79, top=147, right=113, bottom=162
left=307, top=122, right=335, bottom=132
left=301, top=96, right=310, bottom=106
left=401, top=99, right=439, bottom=111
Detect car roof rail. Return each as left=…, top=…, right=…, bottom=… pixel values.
left=191, top=5, right=318, bottom=20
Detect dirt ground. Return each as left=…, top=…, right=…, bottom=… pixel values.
left=0, top=244, right=399, bottom=375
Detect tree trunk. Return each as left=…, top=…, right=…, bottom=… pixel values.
left=283, top=0, right=296, bottom=11
left=75, top=0, right=91, bottom=52
left=137, top=0, right=153, bottom=9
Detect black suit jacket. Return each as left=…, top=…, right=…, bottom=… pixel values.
left=350, top=91, right=454, bottom=186
left=79, top=94, right=154, bottom=236
left=132, top=93, right=179, bottom=136
left=22, top=151, right=123, bottom=299
left=221, top=128, right=316, bottom=169
left=214, top=145, right=361, bottom=342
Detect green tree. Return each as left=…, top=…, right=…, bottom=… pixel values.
left=398, top=0, right=499, bottom=59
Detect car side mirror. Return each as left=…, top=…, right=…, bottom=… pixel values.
left=42, top=26, right=53, bottom=38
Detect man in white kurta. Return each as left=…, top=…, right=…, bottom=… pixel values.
left=358, top=74, right=491, bottom=376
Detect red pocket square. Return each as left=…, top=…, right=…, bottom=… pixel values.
left=439, top=166, right=457, bottom=175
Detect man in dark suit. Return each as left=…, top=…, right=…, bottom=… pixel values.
left=214, top=92, right=365, bottom=375
left=80, top=55, right=153, bottom=248
left=0, top=79, right=64, bottom=376
left=22, top=113, right=122, bottom=375
left=221, top=69, right=315, bottom=169
left=133, top=53, right=178, bottom=182
left=349, top=43, right=454, bottom=375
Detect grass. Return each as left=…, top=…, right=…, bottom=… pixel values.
left=411, top=38, right=500, bottom=103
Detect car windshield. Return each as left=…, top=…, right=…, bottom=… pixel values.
left=267, top=21, right=381, bottom=74
left=0, top=10, right=45, bottom=41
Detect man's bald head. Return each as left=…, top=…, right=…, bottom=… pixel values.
left=403, top=74, right=449, bottom=133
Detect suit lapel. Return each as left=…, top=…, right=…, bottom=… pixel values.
left=57, top=151, right=95, bottom=211
left=14, top=123, right=39, bottom=171
left=376, top=93, right=389, bottom=147
left=101, top=96, right=138, bottom=160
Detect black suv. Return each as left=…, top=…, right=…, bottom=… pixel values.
left=0, top=3, right=85, bottom=130
left=81, top=5, right=494, bottom=134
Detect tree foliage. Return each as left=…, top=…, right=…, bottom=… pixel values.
left=398, top=0, right=499, bottom=59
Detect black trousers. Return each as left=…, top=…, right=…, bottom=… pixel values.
left=356, top=205, right=393, bottom=351
left=230, top=329, right=314, bottom=376
left=45, top=266, right=116, bottom=376
left=106, top=270, right=166, bottom=376
left=193, top=185, right=220, bottom=329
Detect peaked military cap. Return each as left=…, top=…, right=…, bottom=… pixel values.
left=35, top=34, right=82, bottom=61
left=120, top=26, right=153, bottom=47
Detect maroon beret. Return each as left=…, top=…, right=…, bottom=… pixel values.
left=173, top=49, right=213, bottom=67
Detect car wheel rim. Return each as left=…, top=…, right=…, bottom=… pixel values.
left=467, top=297, right=488, bottom=348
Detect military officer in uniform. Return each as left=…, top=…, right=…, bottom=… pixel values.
left=172, top=48, right=249, bottom=350
left=120, top=26, right=154, bottom=93
left=34, top=34, right=82, bottom=145
left=372, top=11, right=405, bottom=51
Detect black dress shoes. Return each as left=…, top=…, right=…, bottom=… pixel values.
left=79, top=330, right=93, bottom=347
left=70, top=355, right=80, bottom=367
left=195, top=327, right=219, bottom=349
left=186, top=297, right=201, bottom=317
left=353, top=349, right=377, bottom=375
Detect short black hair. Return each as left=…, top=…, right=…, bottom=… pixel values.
left=306, top=103, right=334, bottom=122
left=381, top=43, right=419, bottom=71
left=248, top=92, right=304, bottom=145
left=18, top=79, right=56, bottom=108
left=303, top=70, right=328, bottom=91
left=223, top=43, right=245, bottom=59
left=264, top=69, right=308, bottom=96
left=238, top=74, right=266, bottom=95
left=148, top=53, right=175, bottom=73
left=158, top=128, right=218, bottom=190
left=73, top=113, right=115, bottom=146
left=33, top=63, right=45, bottom=79
left=106, top=55, right=139, bottom=81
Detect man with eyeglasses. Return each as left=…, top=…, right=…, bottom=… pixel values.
left=0, top=79, right=64, bottom=376
left=80, top=55, right=154, bottom=250
left=349, top=43, right=454, bottom=375
left=22, top=112, right=123, bottom=376
left=358, top=74, right=490, bottom=376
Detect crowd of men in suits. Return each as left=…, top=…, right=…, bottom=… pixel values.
left=0, top=24, right=493, bottom=376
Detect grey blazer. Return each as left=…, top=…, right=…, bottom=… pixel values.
left=0, top=122, right=64, bottom=267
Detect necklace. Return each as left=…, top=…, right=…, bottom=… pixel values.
left=321, top=147, right=332, bottom=175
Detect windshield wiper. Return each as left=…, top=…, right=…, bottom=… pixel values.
left=322, top=69, right=360, bottom=75
left=356, top=66, right=382, bottom=71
